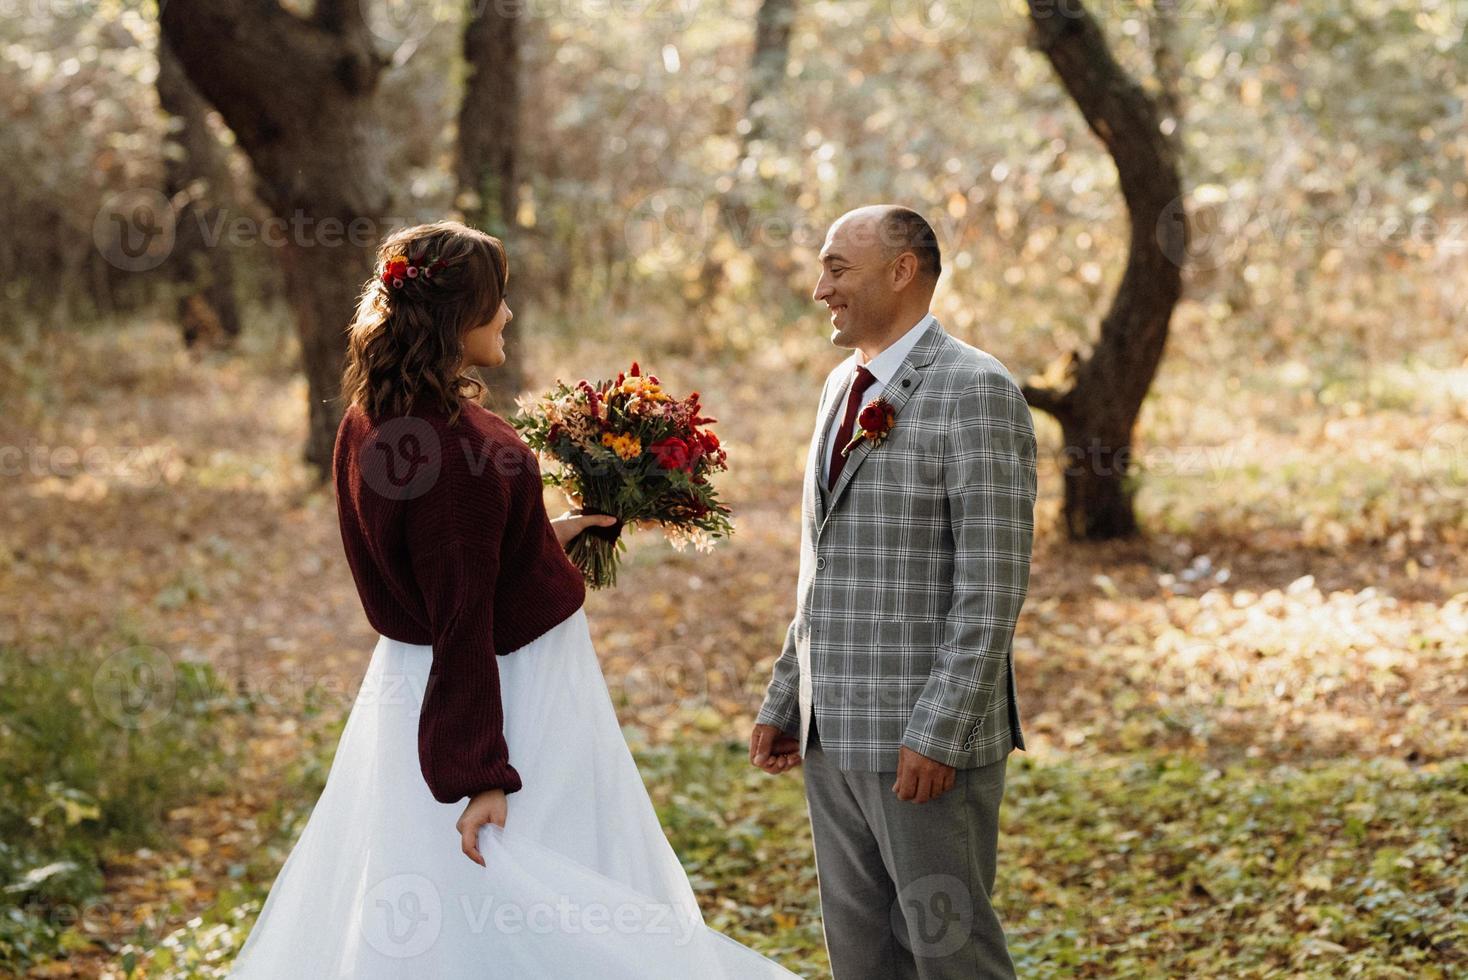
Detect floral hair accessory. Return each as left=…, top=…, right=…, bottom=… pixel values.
left=841, top=396, right=897, bottom=457
left=381, top=252, right=447, bottom=290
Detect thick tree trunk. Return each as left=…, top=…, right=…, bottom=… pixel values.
left=1020, top=2, right=1189, bottom=540
left=457, top=0, right=525, bottom=412
left=160, top=0, right=391, bottom=471
left=156, top=34, right=243, bottom=348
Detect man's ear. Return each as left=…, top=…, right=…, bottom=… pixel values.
left=890, top=251, right=918, bottom=292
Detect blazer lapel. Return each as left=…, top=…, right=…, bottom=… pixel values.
left=820, top=319, right=947, bottom=529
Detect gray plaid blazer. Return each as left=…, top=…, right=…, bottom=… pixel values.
left=756, top=317, right=1037, bottom=771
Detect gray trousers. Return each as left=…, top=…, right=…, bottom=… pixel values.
left=804, top=719, right=1017, bottom=980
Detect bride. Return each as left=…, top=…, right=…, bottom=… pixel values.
left=229, top=220, right=797, bottom=978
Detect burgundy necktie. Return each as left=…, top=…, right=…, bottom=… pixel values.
left=828, top=365, right=878, bottom=492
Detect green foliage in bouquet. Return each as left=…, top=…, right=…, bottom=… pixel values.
left=510, top=362, right=734, bottom=588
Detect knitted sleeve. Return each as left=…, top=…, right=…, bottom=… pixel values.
left=403, top=426, right=524, bottom=804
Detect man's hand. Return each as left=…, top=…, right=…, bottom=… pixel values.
left=457, top=788, right=508, bottom=866
left=892, top=745, right=956, bottom=803
left=550, top=510, right=620, bottom=549
left=750, top=723, right=803, bottom=774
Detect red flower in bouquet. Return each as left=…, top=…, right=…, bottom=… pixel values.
left=842, top=397, right=898, bottom=457
left=577, top=380, right=603, bottom=423
left=649, top=436, right=698, bottom=472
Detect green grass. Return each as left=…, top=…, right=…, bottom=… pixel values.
left=119, top=740, right=1464, bottom=978
left=0, top=641, right=237, bottom=972
left=643, top=742, right=1465, bottom=978
left=637, top=738, right=826, bottom=976
left=1001, top=753, right=1465, bottom=976
left=122, top=709, right=342, bottom=980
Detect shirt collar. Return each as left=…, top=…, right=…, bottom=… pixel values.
left=859, top=312, right=935, bottom=385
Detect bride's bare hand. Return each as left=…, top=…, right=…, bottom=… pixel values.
left=550, top=510, right=620, bottom=548
left=457, top=788, right=508, bottom=867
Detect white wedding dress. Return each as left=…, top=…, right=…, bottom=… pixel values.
left=230, top=606, right=798, bottom=978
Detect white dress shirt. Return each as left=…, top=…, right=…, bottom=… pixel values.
left=821, top=312, right=936, bottom=479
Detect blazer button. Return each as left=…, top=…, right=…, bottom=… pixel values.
left=815, top=557, right=827, bottom=571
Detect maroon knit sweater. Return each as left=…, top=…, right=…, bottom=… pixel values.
left=332, top=398, right=586, bottom=804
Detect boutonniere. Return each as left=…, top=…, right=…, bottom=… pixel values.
left=841, top=397, right=897, bottom=457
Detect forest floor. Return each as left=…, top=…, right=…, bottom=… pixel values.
left=1, top=311, right=1463, bottom=977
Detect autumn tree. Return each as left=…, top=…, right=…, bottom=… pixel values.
left=1019, top=0, right=1189, bottom=539
left=159, top=0, right=392, bottom=469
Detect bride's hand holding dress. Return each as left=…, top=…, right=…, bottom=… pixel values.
left=455, top=510, right=613, bottom=868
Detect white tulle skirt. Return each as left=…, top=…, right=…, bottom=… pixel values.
left=230, top=607, right=798, bottom=978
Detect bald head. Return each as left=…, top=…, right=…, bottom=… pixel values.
left=830, top=205, right=942, bottom=286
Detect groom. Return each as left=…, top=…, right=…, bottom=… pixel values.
left=750, top=205, right=1037, bottom=978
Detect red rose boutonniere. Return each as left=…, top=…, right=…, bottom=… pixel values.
left=841, top=397, right=897, bottom=457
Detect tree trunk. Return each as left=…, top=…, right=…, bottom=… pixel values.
left=160, top=0, right=392, bottom=471
left=698, top=0, right=797, bottom=303
left=457, top=0, right=526, bottom=412
left=1020, top=1, right=1189, bottom=540
left=747, top=0, right=797, bottom=147
left=156, top=34, right=243, bottom=348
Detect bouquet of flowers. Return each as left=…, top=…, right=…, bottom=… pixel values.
left=510, top=362, right=734, bottom=589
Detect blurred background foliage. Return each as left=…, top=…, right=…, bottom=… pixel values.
left=2, top=0, right=1463, bottom=369
left=1, top=0, right=1465, bottom=975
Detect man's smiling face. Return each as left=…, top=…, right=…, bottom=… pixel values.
left=812, top=212, right=897, bottom=351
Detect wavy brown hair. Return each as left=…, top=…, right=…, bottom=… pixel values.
left=341, top=220, right=509, bottom=424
